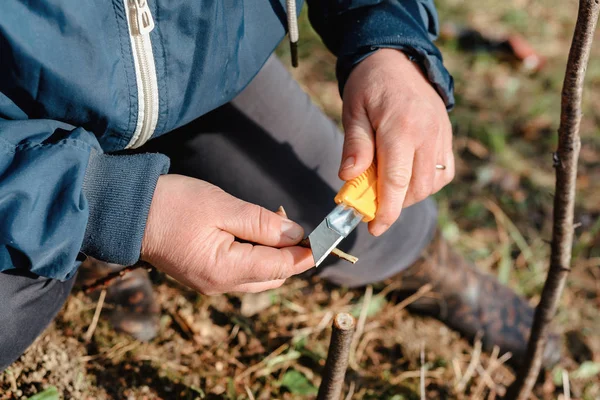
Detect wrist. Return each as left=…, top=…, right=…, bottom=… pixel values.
left=369, top=48, right=428, bottom=80
left=141, top=175, right=167, bottom=263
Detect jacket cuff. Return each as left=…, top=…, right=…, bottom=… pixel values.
left=81, top=151, right=170, bottom=265
left=335, top=2, right=455, bottom=110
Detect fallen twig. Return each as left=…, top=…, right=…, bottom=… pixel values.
left=84, top=289, right=106, bottom=342
left=420, top=343, right=426, bottom=400
left=349, top=285, right=372, bottom=370
left=317, top=313, right=356, bottom=400
left=562, top=369, right=571, bottom=400
left=456, top=334, right=482, bottom=393
left=235, top=344, right=288, bottom=382
left=391, top=283, right=433, bottom=313
left=344, top=381, right=356, bottom=400
left=81, top=260, right=153, bottom=294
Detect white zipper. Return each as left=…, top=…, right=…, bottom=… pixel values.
left=124, top=0, right=159, bottom=149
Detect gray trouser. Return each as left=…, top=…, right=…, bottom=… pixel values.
left=0, top=56, right=437, bottom=370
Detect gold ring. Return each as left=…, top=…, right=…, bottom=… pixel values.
left=435, top=164, right=446, bottom=170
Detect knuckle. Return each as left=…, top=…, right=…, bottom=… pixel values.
left=344, top=133, right=371, bottom=151
left=271, top=260, right=287, bottom=281
left=241, top=205, right=275, bottom=241
left=266, top=254, right=289, bottom=281
left=385, top=167, right=412, bottom=189
left=412, top=183, right=432, bottom=201
left=256, top=206, right=276, bottom=240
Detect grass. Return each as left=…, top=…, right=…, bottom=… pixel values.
left=2, top=0, right=599, bottom=399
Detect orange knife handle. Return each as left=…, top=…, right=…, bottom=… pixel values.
left=334, top=163, right=378, bottom=222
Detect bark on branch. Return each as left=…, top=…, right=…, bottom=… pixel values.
left=317, top=313, right=356, bottom=400
left=506, top=1, right=599, bottom=398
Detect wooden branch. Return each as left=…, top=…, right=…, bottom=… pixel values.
left=300, top=238, right=358, bottom=264
left=81, top=260, right=153, bottom=294
left=317, top=313, right=356, bottom=400
left=506, top=1, right=599, bottom=398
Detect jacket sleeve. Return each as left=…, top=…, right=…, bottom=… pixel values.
left=305, top=0, right=454, bottom=110
left=0, top=97, right=169, bottom=281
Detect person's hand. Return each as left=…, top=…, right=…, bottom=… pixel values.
left=141, top=174, right=314, bottom=294
left=340, top=49, right=454, bottom=236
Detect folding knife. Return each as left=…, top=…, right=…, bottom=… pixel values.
left=308, top=163, right=378, bottom=266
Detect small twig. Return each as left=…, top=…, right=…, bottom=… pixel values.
left=344, top=381, right=356, bottom=400
left=354, top=330, right=381, bottom=368
left=300, top=238, right=358, bottom=264
left=388, top=369, right=444, bottom=385
left=277, top=205, right=358, bottom=264
left=475, top=365, right=497, bottom=394
left=235, top=344, right=289, bottom=382
left=81, top=260, right=153, bottom=294
left=420, top=343, right=426, bottom=400
left=349, top=285, right=372, bottom=369
left=391, top=283, right=433, bottom=312
left=167, top=306, right=195, bottom=341
left=452, top=357, right=463, bottom=385
left=317, top=313, right=356, bottom=400
left=244, top=385, right=256, bottom=400
left=84, top=289, right=106, bottom=342
left=472, top=347, right=513, bottom=399
left=562, top=370, right=571, bottom=400
left=456, top=334, right=483, bottom=393
left=472, top=345, right=500, bottom=398
left=485, top=199, right=535, bottom=265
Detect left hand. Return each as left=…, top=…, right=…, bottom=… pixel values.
left=340, top=49, right=454, bottom=236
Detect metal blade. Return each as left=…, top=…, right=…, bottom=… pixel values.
left=308, top=219, right=345, bottom=267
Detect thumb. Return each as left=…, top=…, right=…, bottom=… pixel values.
left=339, top=104, right=375, bottom=181
left=219, top=199, right=304, bottom=247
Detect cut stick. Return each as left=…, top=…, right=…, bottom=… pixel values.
left=300, top=238, right=358, bottom=264
left=317, top=313, right=356, bottom=400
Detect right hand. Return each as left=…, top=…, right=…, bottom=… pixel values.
left=141, top=174, right=314, bottom=294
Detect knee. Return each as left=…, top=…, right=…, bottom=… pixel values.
left=0, top=273, right=74, bottom=371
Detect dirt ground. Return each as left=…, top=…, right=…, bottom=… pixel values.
left=1, top=0, right=599, bottom=398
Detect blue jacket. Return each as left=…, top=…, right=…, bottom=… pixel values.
left=0, top=0, right=453, bottom=280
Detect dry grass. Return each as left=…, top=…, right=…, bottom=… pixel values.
left=2, top=0, right=599, bottom=398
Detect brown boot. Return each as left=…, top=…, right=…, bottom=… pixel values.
left=78, top=257, right=159, bottom=342
left=392, top=232, right=561, bottom=368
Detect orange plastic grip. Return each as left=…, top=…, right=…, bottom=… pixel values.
left=334, top=163, right=378, bottom=222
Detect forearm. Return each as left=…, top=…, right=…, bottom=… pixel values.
left=0, top=116, right=169, bottom=280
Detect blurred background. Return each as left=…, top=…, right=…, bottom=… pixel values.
left=1, top=0, right=598, bottom=398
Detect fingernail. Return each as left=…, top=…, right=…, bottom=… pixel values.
left=340, top=156, right=355, bottom=171
left=371, top=223, right=390, bottom=237
left=281, top=219, right=303, bottom=241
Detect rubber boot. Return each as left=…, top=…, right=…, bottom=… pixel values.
left=78, top=257, right=159, bottom=341
left=392, top=232, right=561, bottom=368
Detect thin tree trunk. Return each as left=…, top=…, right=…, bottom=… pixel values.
left=317, top=313, right=355, bottom=400
left=506, top=1, right=599, bottom=398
